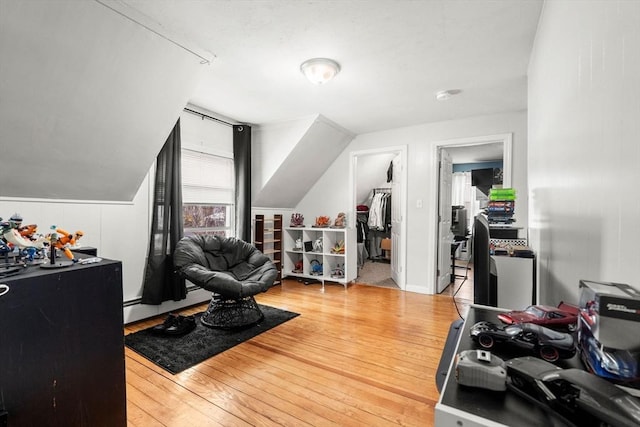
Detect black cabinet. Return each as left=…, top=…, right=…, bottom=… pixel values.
left=0, top=260, right=126, bottom=426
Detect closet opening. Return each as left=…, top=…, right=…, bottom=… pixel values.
left=350, top=146, right=407, bottom=290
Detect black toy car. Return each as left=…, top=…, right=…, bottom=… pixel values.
left=470, top=320, right=575, bottom=362
left=506, top=356, right=640, bottom=427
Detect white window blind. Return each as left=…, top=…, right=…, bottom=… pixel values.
left=182, top=149, right=234, bottom=204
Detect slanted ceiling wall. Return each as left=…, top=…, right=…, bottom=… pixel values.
left=252, top=115, right=355, bottom=208
left=0, top=0, right=208, bottom=201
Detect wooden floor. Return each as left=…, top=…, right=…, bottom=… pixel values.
left=124, top=276, right=473, bottom=427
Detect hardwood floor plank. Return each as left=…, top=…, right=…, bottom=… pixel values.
left=126, top=357, right=250, bottom=427
left=126, top=400, right=165, bottom=427
left=234, top=343, right=433, bottom=426
left=127, top=351, right=279, bottom=426
left=125, top=278, right=470, bottom=426
left=200, top=349, right=399, bottom=427
left=127, top=368, right=225, bottom=427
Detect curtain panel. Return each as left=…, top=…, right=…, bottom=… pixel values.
left=233, top=125, right=251, bottom=242
left=141, top=119, right=186, bottom=304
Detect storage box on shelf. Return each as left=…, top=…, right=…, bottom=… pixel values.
left=488, top=188, right=516, bottom=225
left=254, top=214, right=282, bottom=285
left=283, top=226, right=356, bottom=289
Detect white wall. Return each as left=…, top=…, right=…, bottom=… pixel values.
left=251, top=116, right=316, bottom=195
left=296, top=111, right=528, bottom=294
left=356, top=152, right=397, bottom=205
left=0, top=110, right=238, bottom=323
left=252, top=115, right=355, bottom=208
left=0, top=175, right=213, bottom=323
left=0, top=1, right=207, bottom=202
left=528, top=0, right=640, bottom=305
left=0, top=179, right=151, bottom=302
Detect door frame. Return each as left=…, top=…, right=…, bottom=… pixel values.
left=349, top=145, right=408, bottom=290
left=431, top=133, right=512, bottom=293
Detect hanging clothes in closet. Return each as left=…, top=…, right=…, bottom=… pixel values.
left=367, top=188, right=391, bottom=260
left=356, top=206, right=370, bottom=268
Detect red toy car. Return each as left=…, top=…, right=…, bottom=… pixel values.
left=497, top=302, right=579, bottom=332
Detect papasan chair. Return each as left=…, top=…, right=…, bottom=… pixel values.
left=173, top=235, right=278, bottom=329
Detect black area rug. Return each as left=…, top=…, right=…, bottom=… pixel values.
left=125, top=305, right=299, bottom=374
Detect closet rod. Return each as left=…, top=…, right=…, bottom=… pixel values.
left=373, top=187, right=391, bottom=193
left=183, top=107, right=239, bottom=127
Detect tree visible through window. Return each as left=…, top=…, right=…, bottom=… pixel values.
left=181, top=149, right=234, bottom=238
left=183, top=204, right=230, bottom=237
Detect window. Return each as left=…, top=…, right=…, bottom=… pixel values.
left=180, top=110, right=235, bottom=238
left=182, top=149, right=234, bottom=237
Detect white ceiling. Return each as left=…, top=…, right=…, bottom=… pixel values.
left=117, top=0, right=544, bottom=135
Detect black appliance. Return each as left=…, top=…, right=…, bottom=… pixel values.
left=451, top=206, right=468, bottom=237
left=473, top=214, right=497, bottom=306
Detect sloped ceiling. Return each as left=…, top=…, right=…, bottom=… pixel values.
left=0, top=0, right=543, bottom=204
left=0, top=0, right=208, bottom=201
left=252, top=115, right=354, bottom=208
left=356, top=152, right=396, bottom=205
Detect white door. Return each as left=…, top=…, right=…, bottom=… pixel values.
left=437, top=149, right=453, bottom=293
left=390, top=154, right=402, bottom=286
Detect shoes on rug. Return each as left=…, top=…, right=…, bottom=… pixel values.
left=152, top=313, right=197, bottom=337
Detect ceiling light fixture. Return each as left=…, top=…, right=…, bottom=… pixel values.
left=436, top=89, right=462, bottom=101
left=300, top=58, right=341, bottom=85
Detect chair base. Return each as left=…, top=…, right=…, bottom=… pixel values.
left=201, top=294, right=264, bottom=329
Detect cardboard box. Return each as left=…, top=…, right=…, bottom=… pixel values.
left=380, top=238, right=391, bottom=251
left=381, top=238, right=391, bottom=259
left=579, top=280, right=640, bottom=350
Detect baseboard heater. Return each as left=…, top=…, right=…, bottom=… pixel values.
left=122, top=284, right=201, bottom=307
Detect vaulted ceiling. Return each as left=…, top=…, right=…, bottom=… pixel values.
left=119, top=0, right=544, bottom=134
left=0, top=0, right=543, bottom=202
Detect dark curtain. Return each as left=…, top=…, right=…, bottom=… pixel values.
left=141, top=119, right=186, bottom=304
left=234, top=124, right=251, bottom=242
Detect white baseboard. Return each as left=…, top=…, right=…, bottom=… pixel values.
left=123, top=288, right=210, bottom=324
left=404, top=283, right=432, bottom=295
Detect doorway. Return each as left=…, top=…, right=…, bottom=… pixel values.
left=432, top=134, right=512, bottom=294
left=350, top=146, right=407, bottom=290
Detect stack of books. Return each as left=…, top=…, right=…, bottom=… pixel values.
left=488, top=188, right=516, bottom=224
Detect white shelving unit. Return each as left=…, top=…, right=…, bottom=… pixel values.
left=283, top=226, right=356, bottom=289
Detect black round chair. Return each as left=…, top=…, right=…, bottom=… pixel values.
left=173, top=235, right=278, bottom=329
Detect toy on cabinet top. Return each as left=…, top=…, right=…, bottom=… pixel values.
left=49, top=226, right=84, bottom=262
left=332, top=212, right=346, bottom=228
left=455, top=349, right=507, bottom=391
left=313, top=216, right=330, bottom=228
left=470, top=320, right=576, bottom=362
left=290, top=213, right=304, bottom=227
left=506, top=356, right=640, bottom=427
left=0, top=214, right=49, bottom=270
left=1, top=213, right=47, bottom=250
left=497, top=302, right=580, bottom=332
left=579, top=322, right=640, bottom=383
